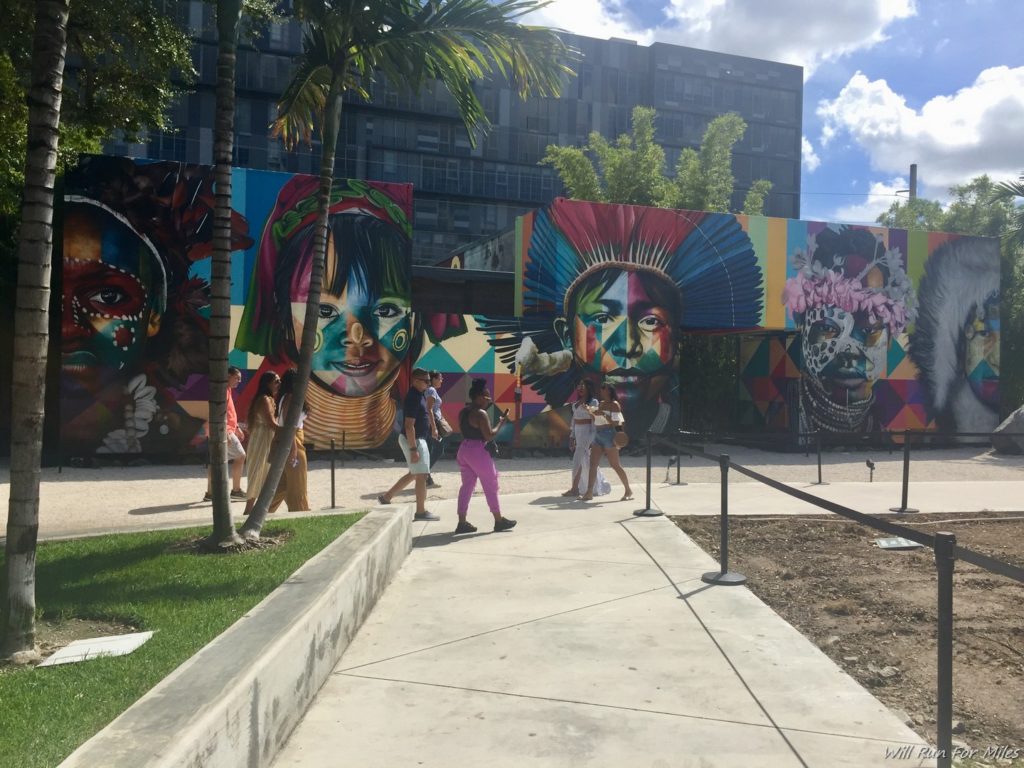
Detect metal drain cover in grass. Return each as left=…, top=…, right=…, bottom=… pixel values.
left=37, top=631, right=154, bottom=667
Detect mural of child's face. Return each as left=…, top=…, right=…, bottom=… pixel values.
left=803, top=305, right=888, bottom=393
left=964, top=295, right=1000, bottom=408
left=562, top=268, right=679, bottom=406
left=61, top=207, right=162, bottom=387
left=290, top=231, right=412, bottom=397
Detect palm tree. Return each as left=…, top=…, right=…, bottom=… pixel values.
left=2, top=0, right=71, bottom=662
left=992, top=178, right=1024, bottom=253
left=205, top=0, right=247, bottom=549
left=240, top=0, right=573, bottom=538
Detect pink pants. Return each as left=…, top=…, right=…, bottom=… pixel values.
left=456, top=439, right=501, bottom=518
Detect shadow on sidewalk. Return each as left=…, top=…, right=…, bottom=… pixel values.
left=130, top=501, right=211, bottom=515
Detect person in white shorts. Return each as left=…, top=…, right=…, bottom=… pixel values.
left=377, top=368, right=439, bottom=521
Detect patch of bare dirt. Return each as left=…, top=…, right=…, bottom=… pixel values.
left=167, top=529, right=292, bottom=554
left=0, top=617, right=141, bottom=670
left=672, top=511, right=1024, bottom=761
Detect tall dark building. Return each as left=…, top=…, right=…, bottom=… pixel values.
left=107, top=2, right=803, bottom=264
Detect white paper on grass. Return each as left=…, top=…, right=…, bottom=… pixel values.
left=37, top=631, right=154, bottom=667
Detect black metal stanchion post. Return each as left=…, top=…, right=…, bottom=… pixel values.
left=890, top=430, right=918, bottom=513
left=675, top=444, right=682, bottom=485
left=813, top=430, right=826, bottom=485
left=934, top=532, right=956, bottom=768
left=634, top=431, right=662, bottom=517
left=330, top=439, right=336, bottom=509
left=701, top=454, right=746, bottom=586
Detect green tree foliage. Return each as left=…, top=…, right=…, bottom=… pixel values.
left=991, top=179, right=1024, bottom=252
left=878, top=174, right=1024, bottom=413
left=0, top=0, right=195, bottom=216
left=542, top=107, right=773, bottom=217
left=542, top=106, right=668, bottom=205
left=667, top=112, right=748, bottom=212
left=875, top=197, right=946, bottom=231
left=742, top=179, right=774, bottom=217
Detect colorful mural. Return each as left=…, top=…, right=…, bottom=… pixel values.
left=742, top=223, right=1000, bottom=435
left=59, top=157, right=1002, bottom=456
left=476, top=199, right=764, bottom=443
left=233, top=173, right=416, bottom=450
left=61, top=156, right=252, bottom=454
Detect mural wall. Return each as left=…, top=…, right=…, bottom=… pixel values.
left=59, top=157, right=1001, bottom=456
left=740, top=223, right=1000, bottom=435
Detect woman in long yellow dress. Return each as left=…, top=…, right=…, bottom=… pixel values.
left=271, top=369, right=310, bottom=512
left=243, top=372, right=280, bottom=516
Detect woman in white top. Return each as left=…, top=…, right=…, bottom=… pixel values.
left=563, top=380, right=610, bottom=498
left=424, top=370, right=448, bottom=488
left=580, top=382, right=633, bottom=502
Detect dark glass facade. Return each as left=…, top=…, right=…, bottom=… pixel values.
left=107, top=2, right=803, bottom=264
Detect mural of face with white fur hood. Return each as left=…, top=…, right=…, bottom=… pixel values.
left=910, top=238, right=1000, bottom=434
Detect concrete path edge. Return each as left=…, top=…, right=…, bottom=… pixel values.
left=58, top=508, right=412, bottom=768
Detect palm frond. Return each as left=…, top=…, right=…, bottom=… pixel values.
left=272, top=27, right=335, bottom=148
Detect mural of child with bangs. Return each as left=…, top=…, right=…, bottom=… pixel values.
left=60, top=156, right=252, bottom=455
left=234, top=176, right=417, bottom=450
left=477, top=198, right=764, bottom=444
left=783, top=225, right=915, bottom=434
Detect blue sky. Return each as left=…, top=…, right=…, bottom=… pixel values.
left=525, top=0, right=1024, bottom=223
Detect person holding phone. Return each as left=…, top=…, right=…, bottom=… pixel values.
left=454, top=378, right=517, bottom=534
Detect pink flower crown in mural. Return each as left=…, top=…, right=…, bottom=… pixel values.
left=783, top=229, right=915, bottom=336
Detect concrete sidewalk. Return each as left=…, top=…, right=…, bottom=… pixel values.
left=271, top=490, right=933, bottom=768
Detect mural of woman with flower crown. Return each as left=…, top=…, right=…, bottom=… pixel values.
left=782, top=225, right=916, bottom=434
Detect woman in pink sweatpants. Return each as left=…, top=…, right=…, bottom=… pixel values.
left=454, top=378, right=517, bottom=535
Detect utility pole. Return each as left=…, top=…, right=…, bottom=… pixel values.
left=909, top=163, right=918, bottom=200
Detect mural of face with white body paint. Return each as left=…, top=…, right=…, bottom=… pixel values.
left=802, top=305, right=888, bottom=390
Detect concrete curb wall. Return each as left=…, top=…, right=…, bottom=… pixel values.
left=59, top=508, right=411, bottom=768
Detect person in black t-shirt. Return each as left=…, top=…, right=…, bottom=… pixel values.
left=376, top=368, right=439, bottom=521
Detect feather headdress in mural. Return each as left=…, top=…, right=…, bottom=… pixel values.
left=477, top=198, right=764, bottom=409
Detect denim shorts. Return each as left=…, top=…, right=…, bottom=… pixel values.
left=594, top=427, right=616, bottom=449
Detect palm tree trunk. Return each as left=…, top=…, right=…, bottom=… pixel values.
left=206, top=0, right=245, bottom=549
left=241, top=76, right=344, bottom=539
left=3, top=0, right=71, bottom=662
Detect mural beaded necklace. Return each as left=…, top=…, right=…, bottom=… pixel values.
left=301, top=371, right=399, bottom=450
left=800, top=374, right=874, bottom=433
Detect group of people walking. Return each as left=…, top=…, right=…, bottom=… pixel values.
left=378, top=369, right=517, bottom=533
left=204, top=366, right=310, bottom=515
left=212, top=365, right=634, bottom=533
left=378, top=372, right=633, bottom=536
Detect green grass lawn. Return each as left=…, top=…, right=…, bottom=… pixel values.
left=0, top=514, right=364, bottom=768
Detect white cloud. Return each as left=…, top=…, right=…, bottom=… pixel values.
left=831, top=177, right=907, bottom=224
left=817, top=66, right=1024, bottom=194
left=525, top=0, right=916, bottom=77
left=802, top=137, right=821, bottom=172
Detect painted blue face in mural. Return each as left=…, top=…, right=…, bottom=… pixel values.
left=290, top=229, right=413, bottom=397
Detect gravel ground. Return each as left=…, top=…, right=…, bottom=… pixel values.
left=1, top=443, right=1022, bottom=538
